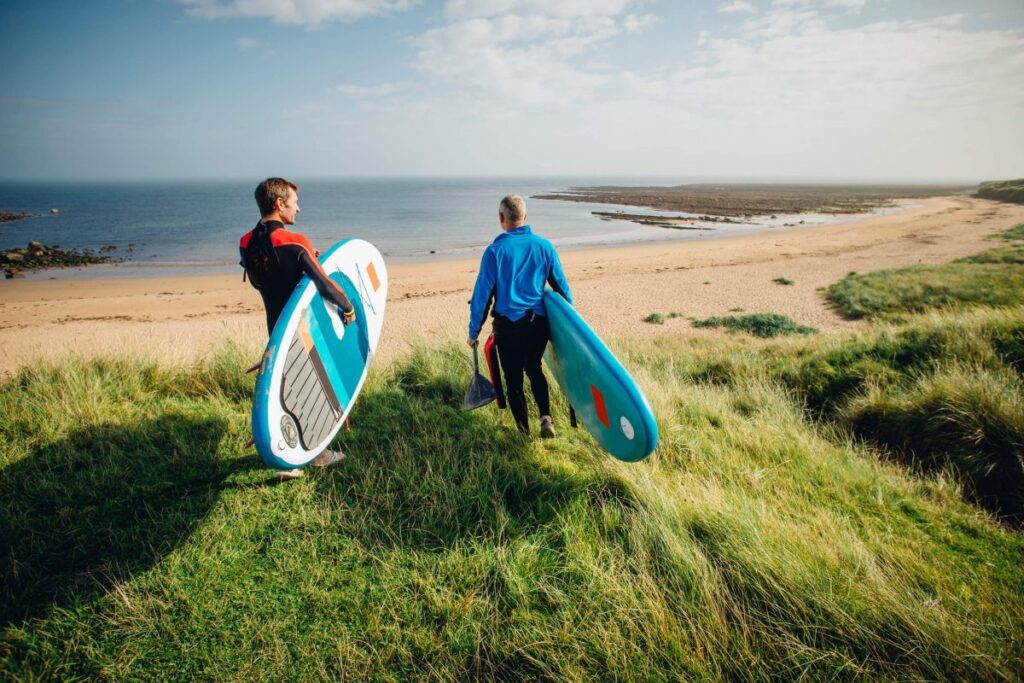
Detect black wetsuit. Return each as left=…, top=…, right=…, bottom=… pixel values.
left=239, top=220, right=354, bottom=333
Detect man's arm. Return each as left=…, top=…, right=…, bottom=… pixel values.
left=468, top=248, right=497, bottom=342
left=547, top=247, right=572, bottom=305
left=296, top=248, right=355, bottom=316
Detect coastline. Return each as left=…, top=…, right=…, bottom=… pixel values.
left=2, top=195, right=1022, bottom=376
left=5, top=195, right=925, bottom=281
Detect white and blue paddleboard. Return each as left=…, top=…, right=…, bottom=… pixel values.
left=543, top=291, right=658, bottom=462
left=252, top=238, right=387, bottom=470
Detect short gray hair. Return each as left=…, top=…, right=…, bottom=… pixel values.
left=499, top=194, right=527, bottom=224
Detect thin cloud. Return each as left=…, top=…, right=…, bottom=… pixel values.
left=333, top=81, right=414, bottom=98
left=718, top=1, right=756, bottom=14
left=411, top=1, right=648, bottom=106
left=177, top=0, right=418, bottom=27
left=627, top=13, right=1024, bottom=128
left=826, top=0, right=867, bottom=11
left=235, top=37, right=264, bottom=50
left=624, top=13, right=658, bottom=32
left=444, top=1, right=637, bottom=21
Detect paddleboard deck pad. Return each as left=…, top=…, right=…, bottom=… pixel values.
left=543, top=290, right=657, bottom=462
left=252, top=238, right=387, bottom=469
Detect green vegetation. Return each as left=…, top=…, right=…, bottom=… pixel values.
left=772, top=277, right=794, bottom=286
left=693, top=313, right=817, bottom=337
left=827, top=246, right=1024, bottom=319
left=2, top=316, right=1023, bottom=679
left=993, top=222, right=1024, bottom=241
left=4, top=238, right=1024, bottom=679
left=645, top=312, right=683, bottom=325
left=642, top=312, right=664, bottom=324
left=976, top=178, right=1024, bottom=204
left=771, top=308, right=1024, bottom=522
left=956, top=243, right=1024, bottom=265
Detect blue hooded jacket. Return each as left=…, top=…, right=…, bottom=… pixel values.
left=468, top=225, right=572, bottom=340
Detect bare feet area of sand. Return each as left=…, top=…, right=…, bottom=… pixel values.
left=0, top=195, right=1021, bottom=376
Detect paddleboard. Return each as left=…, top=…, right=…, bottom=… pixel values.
left=543, top=290, right=657, bottom=462
left=252, top=238, right=387, bottom=469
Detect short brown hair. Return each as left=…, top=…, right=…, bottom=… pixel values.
left=499, top=194, right=526, bottom=224
left=255, top=177, right=298, bottom=217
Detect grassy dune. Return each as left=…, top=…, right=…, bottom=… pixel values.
left=3, top=307, right=1023, bottom=679
left=827, top=244, right=1024, bottom=320
left=977, top=179, right=1024, bottom=205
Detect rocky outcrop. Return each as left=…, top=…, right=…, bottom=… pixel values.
left=2, top=241, right=115, bottom=278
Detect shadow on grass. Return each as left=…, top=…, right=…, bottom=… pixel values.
left=317, top=363, right=606, bottom=552
left=0, top=413, right=251, bottom=627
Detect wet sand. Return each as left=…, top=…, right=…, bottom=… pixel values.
left=1, top=196, right=1021, bottom=375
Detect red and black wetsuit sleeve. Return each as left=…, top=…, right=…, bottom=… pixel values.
left=240, top=224, right=354, bottom=333
left=295, top=246, right=355, bottom=313
left=275, top=230, right=354, bottom=313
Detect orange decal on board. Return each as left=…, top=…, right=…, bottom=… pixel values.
left=366, top=261, right=380, bottom=292
left=591, top=384, right=610, bottom=429
left=298, top=318, right=314, bottom=353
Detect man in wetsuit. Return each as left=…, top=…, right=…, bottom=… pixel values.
left=467, top=194, right=572, bottom=438
left=240, top=177, right=356, bottom=333
left=240, top=177, right=354, bottom=474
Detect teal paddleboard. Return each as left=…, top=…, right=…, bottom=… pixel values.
left=543, top=291, right=658, bottom=462
left=252, top=238, right=388, bottom=469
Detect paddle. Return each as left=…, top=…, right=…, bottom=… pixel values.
left=463, top=344, right=497, bottom=410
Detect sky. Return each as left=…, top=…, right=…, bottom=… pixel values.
left=2, top=0, right=1022, bottom=182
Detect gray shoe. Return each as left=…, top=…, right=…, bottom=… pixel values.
left=310, top=449, right=346, bottom=468
left=540, top=415, right=556, bottom=439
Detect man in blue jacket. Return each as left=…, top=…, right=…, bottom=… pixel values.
left=467, top=194, right=572, bottom=438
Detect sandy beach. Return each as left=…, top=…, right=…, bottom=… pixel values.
left=1, top=195, right=1021, bottom=376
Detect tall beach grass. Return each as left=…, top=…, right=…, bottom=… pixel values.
left=2, top=308, right=1023, bottom=680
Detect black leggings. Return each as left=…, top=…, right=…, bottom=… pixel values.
left=494, top=313, right=551, bottom=434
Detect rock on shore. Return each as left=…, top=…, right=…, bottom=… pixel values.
left=2, top=241, right=115, bottom=278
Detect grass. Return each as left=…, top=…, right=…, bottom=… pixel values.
left=827, top=245, right=1024, bottom=319
left=643, top=312, right=683, bottom=325
left=692, top=313, right=817, bottom=338
left=772, top=277, right=794, bottom=286
left=956, top=243, right=1024, bottom=265
left=992, top=223, right=1024, bottom=241
left=976, top=178, right=1024, bottom=204
left=5, top=318, right=1022, bottom=679
left=768, top=308, right=1024, bottom=523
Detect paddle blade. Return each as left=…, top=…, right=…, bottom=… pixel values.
left=463, top=372, right=497, bottom=410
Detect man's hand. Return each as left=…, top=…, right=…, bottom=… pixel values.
left=467, top=337, right=478, bottom=348
left=340, top=307, right=357, bottom=326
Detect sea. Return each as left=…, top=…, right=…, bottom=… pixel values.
left=0, top=177, right=901, bottom=279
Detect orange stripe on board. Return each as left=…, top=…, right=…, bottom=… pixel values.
left=366, top=261, right=380, bottom=292
left=591, top=384, right=610, bottom=429
left=298, top=318, right=314, bottom=353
